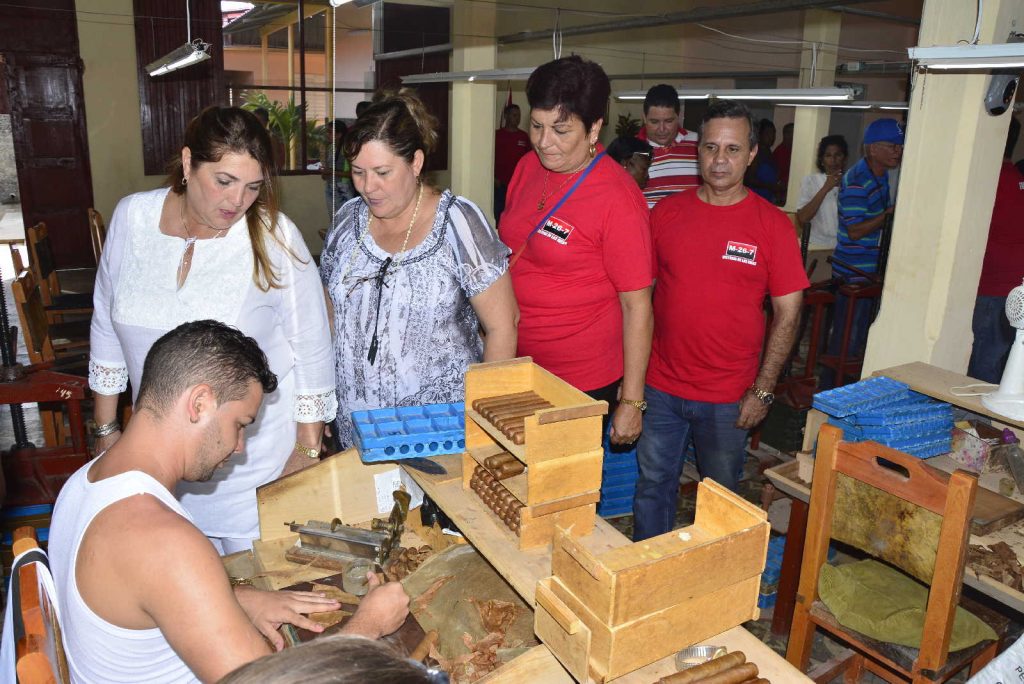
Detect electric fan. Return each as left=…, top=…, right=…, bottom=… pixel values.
left=982, top=280, right=1024, bottom=421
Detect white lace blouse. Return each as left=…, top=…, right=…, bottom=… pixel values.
left=89, top=187, right=336, bottom=540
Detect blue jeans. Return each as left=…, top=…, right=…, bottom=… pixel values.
left=968, top=295, right=1014, bottom=384
left=819, top=291, right=875, bottom=390
left=633, top=385, right=748, bottom=541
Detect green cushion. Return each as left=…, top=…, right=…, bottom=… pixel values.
left=818, top=559, right=997, bottom=652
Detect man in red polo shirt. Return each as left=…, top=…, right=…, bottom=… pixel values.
left=494, top=103, right=531, bottom=220
left=634, top=100, right=808, bottom=541
left=637, top=84, right=700, bottom=208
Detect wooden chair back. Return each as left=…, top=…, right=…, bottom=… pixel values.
left=12, top=526, right=70, bottom=683
left=25, top=223, right=62, bottom=309
left=789, top=425, right=979, bottom=678
left=12, top=269, right=56, bottom=365
left=87, top=209, right=105, bottom=265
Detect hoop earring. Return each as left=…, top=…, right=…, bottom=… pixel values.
left=182, top=176, right=188, bottom=187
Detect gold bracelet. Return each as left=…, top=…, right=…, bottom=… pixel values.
left=294, top=442, right=320, bottom=459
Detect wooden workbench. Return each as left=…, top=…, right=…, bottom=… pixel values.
left=404, top=454, right=811, bottom=683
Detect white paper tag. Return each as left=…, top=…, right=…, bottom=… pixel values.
left=373, top=468, right=425, bottom=513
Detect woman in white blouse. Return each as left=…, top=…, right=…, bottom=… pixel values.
left=796, top=134, right=848, bottom=283
left=89, top=107, right=336, bottom=553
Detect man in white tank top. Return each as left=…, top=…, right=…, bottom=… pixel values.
left=50, top=321, right=410, bottom=683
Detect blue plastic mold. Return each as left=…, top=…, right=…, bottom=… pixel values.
left=352, top=402, right=466, bottom=461
left=813, top=377, right=910, bottom=417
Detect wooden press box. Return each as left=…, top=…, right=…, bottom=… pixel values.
left=534, top=480, right=770, bottom=682
left=463, top=357, right=607, bottom=549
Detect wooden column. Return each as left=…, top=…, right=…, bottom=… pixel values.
left=783, top=9, right=841, bottom=213
left=862, top=0, right=1024, bottom=376
left=450, top=3, right=497, bottom=221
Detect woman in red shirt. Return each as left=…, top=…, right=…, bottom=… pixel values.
left=499, top=56, right=653, bottom=445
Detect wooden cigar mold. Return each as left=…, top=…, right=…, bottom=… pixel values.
left=472, top=391, right=554, bottom=445
left=470, top=465, right=523, bottom=533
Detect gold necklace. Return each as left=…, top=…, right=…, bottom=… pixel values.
left=177, top=199, right=198, bottom=291
left=339, top=181, right=425, bottom=285
left=536, top=156, right=592, bottom=211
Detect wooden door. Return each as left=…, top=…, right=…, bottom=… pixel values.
left=6, top=53, right=95, bottom=268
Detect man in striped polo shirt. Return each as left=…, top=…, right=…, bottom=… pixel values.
left=637, top=84, right=700, bottom=208
left=821, top=118, right=904, bottom=388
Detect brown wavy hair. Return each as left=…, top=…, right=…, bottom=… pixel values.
left=343, top=88, right=439, bottom=165
left=165, top=106, right=296, bottom=291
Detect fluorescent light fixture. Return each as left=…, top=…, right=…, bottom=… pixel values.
left=777, top=101, right=909, bottom=110
left=146, top=38, right=211, bottom=76
left=402, top=67, right=536, bottom=85
left=329, top=0, right=379, bottom=7
left=908, top=43, right=1024, bottom=70
left=615, top=87, right=856, bottom=102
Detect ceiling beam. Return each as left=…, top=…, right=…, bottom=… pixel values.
left=830, top=5, right=920, bottom=26
left=498, top=0, right=880, bottom=45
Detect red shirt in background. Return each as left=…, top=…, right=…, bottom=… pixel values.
left=647, top=190, right=808, bottom=403
left=495, top=128, right=531, bottom=186
left=978, top=161, right=1024, bottom=296
left=772, top=141, right=792, bottom=187
left=499, top=149, right=652, bottom=391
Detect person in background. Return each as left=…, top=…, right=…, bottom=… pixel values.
left=494, top=103, right=531, bottom=221
left=773, top=122, right=794, bottom=203
left=635, top=100, right=807, bottom=540
left=322, top=119, right=356, bottom=221
left=219, top=635, right=442, bottom=683
left=606, top=136, right=654, bottom=189
left=321, top=90, right=518, bottom=449
left=90, top=107, right=335, bottom=554
left=969, top=117, right=1024, bottom=384
left=50, top=321, right=409, bottom=683
left=636, top=83, right=700, bottom=208
left=796, top=134, right=848, bottom=282
left=500, top=55, right=653, bottom=445
left=745, top=118, right=781, bottom=204
left=819, top=118, right=905, bottom=390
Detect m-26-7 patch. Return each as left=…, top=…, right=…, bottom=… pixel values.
left=723, top=241, right=758, bottom=266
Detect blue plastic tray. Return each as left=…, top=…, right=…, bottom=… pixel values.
left=352, top=402, right=466, bottom=461
left=813, top=377, right=910, bottom=417
left=855, top=393, right=952, bottom=426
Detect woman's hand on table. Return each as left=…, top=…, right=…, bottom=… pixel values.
left=341, top=573, right=410, bottom=639
left=609, top=402, right=642, bottom=445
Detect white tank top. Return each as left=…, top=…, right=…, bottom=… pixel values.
left=49, top=459, right=200, bottom=683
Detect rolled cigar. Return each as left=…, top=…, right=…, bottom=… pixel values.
left=494, top=460, right=525, bottom=479
left=493, top=402, right=551, bottom=426
left=483, top=397, right=549, bottom=421
left=739, top=679, right=769, bottom=684
left=484, top=453, right=517, bottom=469
left=659, top=652, right=746, bottom=684
left=472, top=391, right=535, bottom=413
left=509, top=429, right=526, bottom=445
left=409, top=629, right=439, bottom=662
left=687, top=663, right=758, bottom=684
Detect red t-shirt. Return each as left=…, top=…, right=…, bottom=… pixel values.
left=494, top=128, right=531, bottom=186
left=499, top=150, right=652, bottom=391
left=647, top=190, right=809, bottom=402
left=978, top=161, right=1024, bottom=297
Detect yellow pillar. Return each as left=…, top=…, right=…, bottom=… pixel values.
left=260, top=34, right=268, bottom=85
left=287, top=23, right=297, bottom=169
left=450, top=3, right=497, bottom=221
left=784, top=9, right=841, bottom=213
left=862, top=0, right=1023, bottom=375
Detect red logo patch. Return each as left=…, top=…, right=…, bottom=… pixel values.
left=723, top=241, right=758, bottom=265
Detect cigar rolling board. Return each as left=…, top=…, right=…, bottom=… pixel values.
left=463, top=358, right=607, bottom=549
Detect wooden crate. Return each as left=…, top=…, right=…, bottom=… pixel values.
left=256, top=448, right=404, bottom=541
left=535, top=480, right=770, bottom=682
left=462, top=358, right=607, bottom=549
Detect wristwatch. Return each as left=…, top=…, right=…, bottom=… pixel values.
left=294, top=442, right=320, bottom=460
left=620, top=398, right=648, bottom=412
left=748, top=385, right=775, bottom=406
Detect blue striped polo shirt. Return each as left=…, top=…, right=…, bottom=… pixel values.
left=834, top=157, right=890, bottom=277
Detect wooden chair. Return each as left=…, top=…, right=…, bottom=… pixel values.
left=786, top=425, right=1002, bottom=684
left=9, top=526, right=70, bottom=683
left=12, top=269, right=89, bottom=366
left=25, top=222, right=93, bottom=322
left=87, top=208, right=105, bottom=265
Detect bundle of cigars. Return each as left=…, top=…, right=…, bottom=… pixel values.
left=471, top=391, right=554, bottom=445
left=659, top=652, right=769, bottom=684
left=469, top=465, right=523, bottom=533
